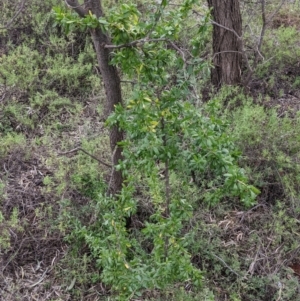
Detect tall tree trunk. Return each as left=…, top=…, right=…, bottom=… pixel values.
left=207, top=0, right=242, bottom=87
left=65, top=0, right=124, bottom=195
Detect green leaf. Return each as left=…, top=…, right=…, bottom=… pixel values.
left=249, top=185, right=260, bottom=194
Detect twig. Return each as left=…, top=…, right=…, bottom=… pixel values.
left=120, top=80, right=137, bottom=85
left=213, top=50, right=245, bottom=59
left=192, top=10, right=242, bottom=40
left=3, top=163, right=8, bottom=173
left=212, top=253, right=241, bottom=277
left=243, top=0, right=280, bottom=86
left=104, top=38, right=168, bottom=49
left=266, top=0, right=287, bottom=24
left=105, top=38, right=188, bottom=64
left=0, top=0, right=26, bottom=30
left=0, top=92, right=6, bottom=102
left=168, top=40, right=186, bottom=62
left=247, top=248, right=260, bottom=276
left=1, top=238, right=27, bottom=273
left=210, top=19, right=242, bottom=40
left=58, top=147, right=112, bottom=168
left=275, top=282, right=283, bottom=301
left=28, top=268, right=49, bottom=288
left=256, top=0, right=266, bottom=57
left=145, top=0, right=166, bottom=38
left=107, top=146, right=118, bottom=194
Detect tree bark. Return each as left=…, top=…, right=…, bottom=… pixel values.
left=207, top=0, right=242, bottom=87
left=65, top=0, right=124, bottom=195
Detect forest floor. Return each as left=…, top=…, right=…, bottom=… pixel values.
left=1, top=82, right=300, bottom=301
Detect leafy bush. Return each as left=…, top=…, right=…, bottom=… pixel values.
left=226, top=100, right=300, bottom=208
left=52, top=2, right=260, bottom=299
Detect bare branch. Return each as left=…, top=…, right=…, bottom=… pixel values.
left=104, top=38, right=168, bottom=49
left=168, top=40, right=186, bottom=62
left=192, top=9, right=242, bottom=40
left=0, top=0, right=26, bottom=30
left=213, top=50, right=245, bottom=59
left=58, top=147, right=112, bottom=168
left=210, top=19, right=242, bottom=40
left=105, top=38, right=188, bottom=63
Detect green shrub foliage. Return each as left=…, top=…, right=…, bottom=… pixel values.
left=10, top=0, right=300, bottom=300
left=54, top=1, right=258, bottom=299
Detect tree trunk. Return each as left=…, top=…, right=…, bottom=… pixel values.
left=65, top=0, right=124, bottom=195
left=207, top=0, right=242, bottom=87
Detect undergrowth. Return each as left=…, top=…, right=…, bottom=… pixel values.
left=1, top=1, right=300, bottom=301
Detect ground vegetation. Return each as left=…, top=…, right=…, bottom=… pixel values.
left=1, top=0, right=300, bottom=300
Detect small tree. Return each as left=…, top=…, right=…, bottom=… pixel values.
left=54, top=1, right=258, bottom=299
